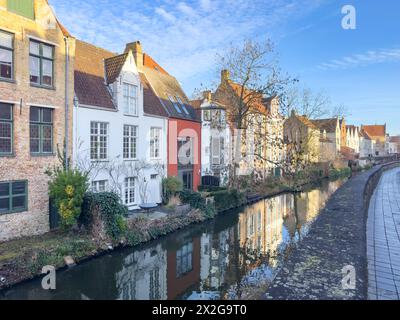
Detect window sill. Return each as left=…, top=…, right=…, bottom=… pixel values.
left=30, top=83, right=56, bottom=91
left=123, top=159, right=138, bottom=162
left=90, top=160, right=109, bottom=163
left=0, top=78, right=16, bottom=84
left=123, top=114, right=139, bottom=118
left=30, top=153, right=56, bottom=157
left=0, top=153, right=15, bottom=158
left=0, top=208, right=28, bottom=216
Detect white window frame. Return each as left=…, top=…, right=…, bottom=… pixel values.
left=123, top=124, right=138, bottom=160
left=150, top=127, right=161, bottom=159
left=124, top=177, right=136, bottom=205
left=91, top=180, right=108, bottom=193
left=123, top=83, right=138, bottom=116
left=90, top=121, right=109, bottom=161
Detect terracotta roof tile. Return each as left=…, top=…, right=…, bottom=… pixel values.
left=74, top=40, right=116, bottom=110
left=104, top=53, right=128, bottom=84
left=139, top=72, right=168, bottom=118
left=143, top=54, right=170, bottom=75
left=311, top=118, right=338, bottom=133
left=141, top=65, right=200, bottom=122
left=361, top=125, right=386, bottom=138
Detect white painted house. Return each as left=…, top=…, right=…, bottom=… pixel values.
left=73, top=40, right=168, bottom=210
left=191, top=91, right=231, bottom=186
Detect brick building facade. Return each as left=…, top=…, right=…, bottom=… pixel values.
left=0, top=0, right=74, bottom=241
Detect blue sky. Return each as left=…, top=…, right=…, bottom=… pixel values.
left=50, top=0, right=400, bottom=135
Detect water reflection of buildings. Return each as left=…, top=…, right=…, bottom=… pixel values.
left=1, top=180, right=347, bottom=301
left=238, top=194, right=289, bottom=265
left=116, top=243, right=167, bottom=300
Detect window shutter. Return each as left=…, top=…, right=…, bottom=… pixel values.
left=7, top=0, right=35, bottom=20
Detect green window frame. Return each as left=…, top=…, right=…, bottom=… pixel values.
left=0, top=30, right=14, bottom=81
left=29, top=40, right=54, bottom=88
left=0, top=181, right=28, bottom=214
left=30, top=107, right=53, bottom=155
left=0, top=103, right=13, bottom=155
left=7, top=0, right=35, bottom=20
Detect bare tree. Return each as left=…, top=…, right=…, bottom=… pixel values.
left=213, top=39, right=295, bottom=187
left=280, top=86, right=331, bottom=119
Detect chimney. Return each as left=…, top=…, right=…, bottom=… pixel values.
left=125, top=41, right=143, bottom=69
left=221, top=69, right=230, bottom=83
left=203, top=90, right=212, bottom=101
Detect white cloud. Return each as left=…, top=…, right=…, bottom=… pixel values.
left=317, top=48, right=400, bottom=71
left=49, top=0, right=328, bottom=92
left=155, top=7, right=176, bottom=23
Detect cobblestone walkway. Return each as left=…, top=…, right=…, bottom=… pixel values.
left=367, top=167, right=400, bottom=300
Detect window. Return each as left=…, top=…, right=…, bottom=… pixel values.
left=181, top=171, right=193, bottom=190
left=90, top=122, right=108, bottom=160
left=176, top=96, right=189, bottom=115
left=0, top=31, right=13, bottom=80
left=91, top=180, right=108, bottom=193
left=29, top=40, right=54, bottom=87
left=124, top=177, right=135, bottom=205
left=0, top=103, right=13, bottom=155
left=203, top=110, right=211, bottom=121
left=0, top=181, right=27, bottom=214
left=211, top=137, right=221, bottom=165
left=176, top=242, right=193, bottom=277
left=30, top=107, right=53, bottom=154
left=123, top=83, right=138, bottom=116
left=123, top=125, right=137, bottom=159
left=168, top=94, right=182, bottom=113
left=149, top=268, right=161, bottom=300
left=150, top=127, right=161, bottom=159
left=7, top=0, right=34, bottom=19
left=150, top=174, right=158, bottom=180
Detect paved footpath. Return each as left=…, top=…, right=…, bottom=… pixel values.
left=367, top=167, right=400, bottom=300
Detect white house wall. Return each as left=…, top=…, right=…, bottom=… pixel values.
left=73, top=52, right=167, bottom=210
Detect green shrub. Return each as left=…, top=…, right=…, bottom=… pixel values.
left=48, top=168, right=89, bottom=229
left=162, top=176, right=183, bottom=203
left=211, top=189, right=246, bottom=212
left=81, top=192, right=128, bottom=240
left=179, top=189, right=217, bottom=219
left=198, top=185, right=228, bottom=192
left=329, top=167, right=351, bottom=179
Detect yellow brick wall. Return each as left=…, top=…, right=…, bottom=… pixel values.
left=0, top=0, right=75, bottom=241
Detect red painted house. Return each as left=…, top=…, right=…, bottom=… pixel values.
left=128, top=42, right=201, bottom=190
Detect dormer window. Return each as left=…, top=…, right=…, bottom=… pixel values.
left=168, top=94, right=182, bottom=113
left=123, top=83, right=138, bottom=116
left=176, top=96, right=189, bottom=115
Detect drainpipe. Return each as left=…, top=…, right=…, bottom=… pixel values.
left=64, top=36, right=69, bottom=170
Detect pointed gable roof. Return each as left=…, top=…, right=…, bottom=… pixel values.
left=361, top=125, right=386, bottom=138
left=311, top=118, right=338, bottom=133
left=74, top=40, right=116, bottom=110
left=104, top=53, right=128, bottom=84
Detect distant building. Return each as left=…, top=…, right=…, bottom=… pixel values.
left=361, top=125, right=387, bottom=156
left=311, top=117, right=342, bottom=157
left=388, top=136, right=400, bottom=154
left=345, top=125, right=360, bottom=154
left=213, top=70, right=284, bottom=179
left=191, top=91, right=231, bottom=186
left=284, top=112, right=321, bottom=163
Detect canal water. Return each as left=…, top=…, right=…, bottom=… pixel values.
left=1, top=178, right=347, bottom=300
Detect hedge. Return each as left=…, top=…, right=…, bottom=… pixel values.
left=211, top=189, right=246, bottom=212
